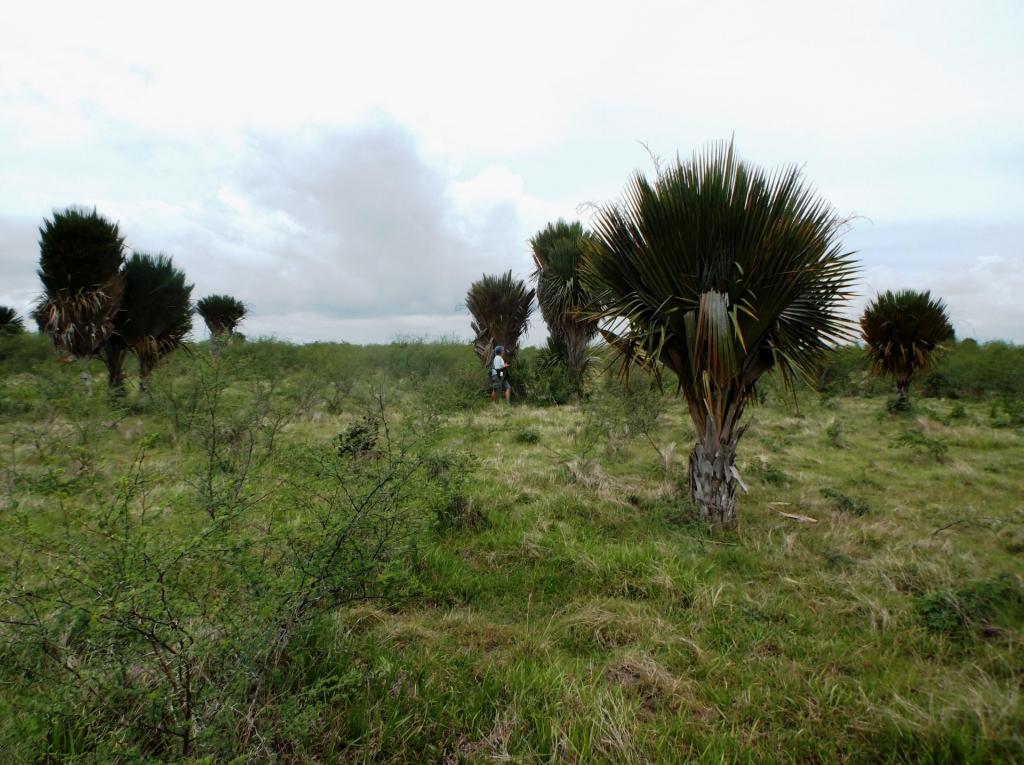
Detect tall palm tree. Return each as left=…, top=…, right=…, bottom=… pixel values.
left=0, top=306, right=25, bottom=334
left=35, top=208, right=126, bottom=353
left=584, top=142, right=857, bottom=527
left=104, top=253, right=194, bottom=391
left=861, top=289, right=953, bottom=409
left=465, top=271, right=534, bottom=364
left=35, top=207, right=126, bottom=394
left=196, top=294, right=246, bottom=354
left=530, top=220, right=599, bottom=395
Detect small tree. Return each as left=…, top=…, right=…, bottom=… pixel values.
left=584, top=142, right=856, bottom=527
left=197, top=294, right=246, bottom=354
left=531, top=220, right=599, bottom=396
left=103, top=253, right=194, bottom=391
left=35, top=207, right=126, bottom=393
left=465, top=271, right=534, bottom=364
left=861, top=289, right=954, bottom=409
left=0, top=306, right=25, bottom=334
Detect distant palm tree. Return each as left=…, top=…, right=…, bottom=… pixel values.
left=861, top=289, right=953, bottom=409
left=35, top=207, right=126, bottom=353
left=465, top=271, right=534, bottom=364
left=35, top=207, right=126, bottom=394
left=530, top=220, right=598, bottom=395
left=0, top=306, right=25, bottom=334
left=584, top=142, right=857, bottom=527
left=103, top=253, right=194, bottom=391
left=196, top=294, right=246, bottom=354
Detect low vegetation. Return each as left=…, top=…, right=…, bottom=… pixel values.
left=1, top=332, right=1021, bottom=762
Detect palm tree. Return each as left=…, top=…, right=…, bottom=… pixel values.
left=35, top=207, right=126, bottom=394
left=104, top=253, right=194, bottom=391
left=0, top=306, right=25, bottom=334
left=465, top=271, right=534, bottom=364
left=861, top=289, right=953, bottom=409
left=530, top=220, right=599, bottom=395
left=584, top=142, right=857, bottom=527
left=196, top=294, right=246, bottom=354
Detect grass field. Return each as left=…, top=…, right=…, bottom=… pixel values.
left=1, top=336, right=1022, bottom=763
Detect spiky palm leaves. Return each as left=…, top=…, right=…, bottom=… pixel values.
left=584, top=142, right=857, bottom=527
left=531, top=220, right=598, bottom=395
left=861, top=289, right=953, bottom=408
left=466, top=271, right=535, bottom=364
left=35, top=208, right=126, bottom=358
left=197, top=294, right=246, bottom=338
left=0, top=306, right=25, bottom=334
left=105, top=253, right=194, bottom=390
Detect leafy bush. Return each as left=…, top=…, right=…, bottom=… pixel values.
left=754, top=458, right=791, bottom=486
left=514, top=428, right=541, bottom=444
left=890, top=428, right=949, bottom=462
left=337, top=414, right=380, bottom=457
left=824, top=419, right=845, bottom=448
left=990, top=398, right=1024, bottom=429
left=920, top=576, right=1024, bottom=639
left=821, top=487, right=871, bottom=516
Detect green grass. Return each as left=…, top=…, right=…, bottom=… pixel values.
left=1, top=335, right=1022, bottom=762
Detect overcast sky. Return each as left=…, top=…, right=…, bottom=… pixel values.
left=1, top=0, right=1021, bottom=344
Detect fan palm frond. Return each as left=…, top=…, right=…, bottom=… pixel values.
left=0, top=306, right=25, bottom=334
left=861, top=289, right=953, bottom=406
left=466, top=271, right=534, bottom=364
left=117, top=252, right=194, bottom=381
left=530, top=220, right=599, bottom=393
left=584, top=140, right=857, bottom=525
left=35, top=207, right=126, bottom=358
left=196, top=294, right=246, bottom=337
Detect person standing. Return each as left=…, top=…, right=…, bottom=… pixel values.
left=490, top=345, right=512, bottom=404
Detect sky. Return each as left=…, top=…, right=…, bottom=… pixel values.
left=1, top=0, right=1022, bottom=344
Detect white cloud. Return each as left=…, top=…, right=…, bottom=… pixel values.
left=0, top=1, right=1021, bottom=343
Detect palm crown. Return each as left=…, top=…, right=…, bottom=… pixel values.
left=531, top=220, right=598, bottom=391
left=119, top=252, right=194, bottom=377
left=465, top=271, right=534, bottom=364
left=196, top=294, right=246, bottom=337
left=861, top=289, right=953, bottom=404
left=584, top=141, right=857, bottom=525
left=35, top=207, right=126, bottom=358
left=0, top=306, right=25, bottom=334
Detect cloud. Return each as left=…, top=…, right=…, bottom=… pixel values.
left=0, top=213, right=42, bottom=319
left=848, top=220, right=1024, bottom=342
left=1, top=1, right=1020, bottom=345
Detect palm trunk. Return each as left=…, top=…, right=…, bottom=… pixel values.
left=688, top=438, right=740, bottom=528
left=894, top=375, right=911, bottom=409
left=101, top=340, right=127, bottom=395
left=686, top=399, right=745, bottom=528
left=139, top=358, right=156, bottom=393
left=79, top=366, right=94, bottom=397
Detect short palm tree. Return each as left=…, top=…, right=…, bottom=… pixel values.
left=584, top=142, right=857, bottom=527
left=530, top=220, right=598, bottom=395
left=466, top=271, right=534, bottom=364
left=104, top=253, right=194, bottom=391
left=861, top=289, right=953, bottom=409
left=196, top=294, right=246, bottom=354
left=0, top=306, right=25, bottom=334
left=35, top=207, right=126, bottom=360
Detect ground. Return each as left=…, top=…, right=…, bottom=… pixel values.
left=1, top=342, right=1022, bottom=763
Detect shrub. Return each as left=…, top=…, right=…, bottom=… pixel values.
left=820, top=487, right=871, bottom=516
left=514, top=428, right=541, bottom=444
left=919, top=576, right=1024, bottom=639
left=890, top=428, right=949, bottom=462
